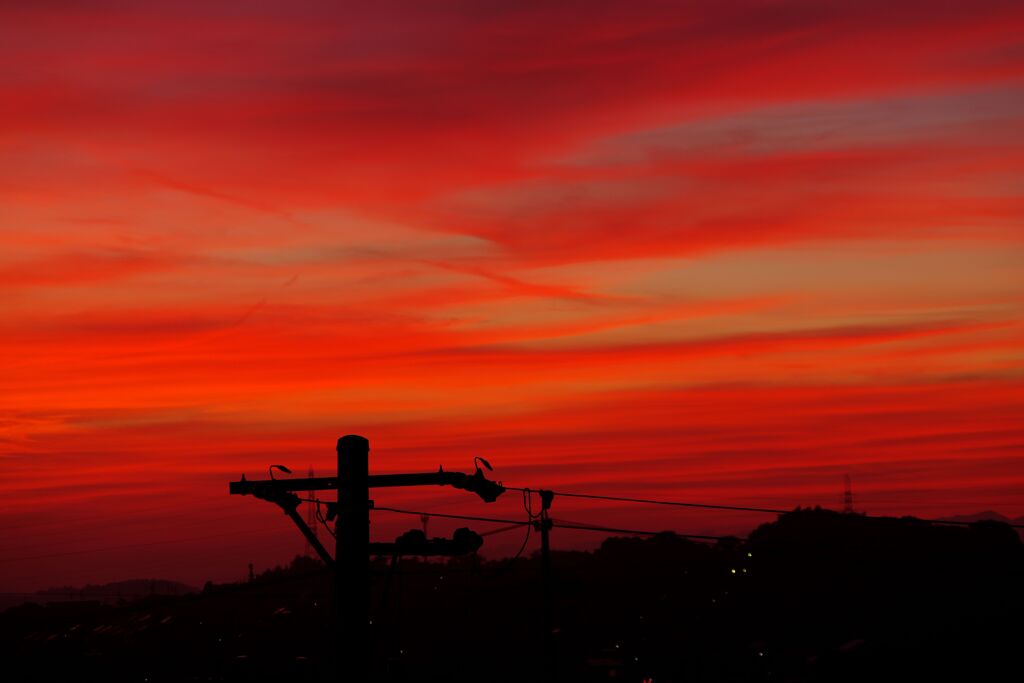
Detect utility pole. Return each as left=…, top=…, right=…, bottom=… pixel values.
left=336, top=435, right=369, bottom=682
left=228, top=434, right=505, bottom=682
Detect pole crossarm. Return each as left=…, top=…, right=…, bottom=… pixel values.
left=229, top=466, right=505, bottom=503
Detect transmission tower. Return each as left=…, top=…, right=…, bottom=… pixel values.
left=843, top=474, right=854, bottom=513
left=304, top=466, right=319, bottom=558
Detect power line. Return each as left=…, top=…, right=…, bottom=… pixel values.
left=507, top=489, right=537, bottom=564
left=502, top=487, right=1024, bottom=529
left=551, top=521, right=743, bottom=542
left=372, top=506, right=529, bottom=528
left=481, top=524, right=529, bottom=537
left=370, top=505, right=735, bottom=542
left=315, top=501, right=337, bottom=539
left=503, top=487, right=789, bottom=515
left=10, top=489, right=1001, bottom=568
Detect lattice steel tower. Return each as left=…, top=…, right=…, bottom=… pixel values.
left=843, top=474, right=854, bottom=513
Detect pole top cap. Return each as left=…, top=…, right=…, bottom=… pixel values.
left=337, top=434, right=370, bottom=453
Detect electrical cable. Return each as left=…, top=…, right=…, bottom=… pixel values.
left=501, top=487, right=1024, bottom=529
left=503, top=487, right=788, bottom=515
left=369, top=505, right=735, bottom=544
left=371, top=506, right=529, bottom=527
left=480, top=524, right=529, bottom=537
left=551, top=521, right=743, bottom=542
left=314, top=500, right=337, bottom=539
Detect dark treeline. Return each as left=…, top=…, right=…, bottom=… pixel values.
left=2, top=508, right=1020, bottom=682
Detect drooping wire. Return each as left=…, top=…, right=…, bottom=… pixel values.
left=370, top=495, right=540, bottom=575
left=370, top=505, right=741, bottom=543
left=506, top=488, right=536, bottom=564
left=314, top=500, right=337, bottom=539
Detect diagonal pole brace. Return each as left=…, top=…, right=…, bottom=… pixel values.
left=247, top=479, right=335, bottom=568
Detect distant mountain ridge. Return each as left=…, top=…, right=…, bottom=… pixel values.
left=37, top=578, right=197, bottom=599
left=933, top=510, right=1024, bottom=541
left=939, top=510, right=1024, bottom=526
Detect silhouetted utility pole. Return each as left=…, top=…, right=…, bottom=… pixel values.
left=337, top=435, right=369, bottom=681
left=843, top=474, right=854, bottom=514
left=228, top=434, right=505, bottom=682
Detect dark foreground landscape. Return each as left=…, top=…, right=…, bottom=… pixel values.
left=3, top=508, right=1020, bottom=682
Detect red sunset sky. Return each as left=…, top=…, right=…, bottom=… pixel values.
left=2, top=1, right=1023, bottom=593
